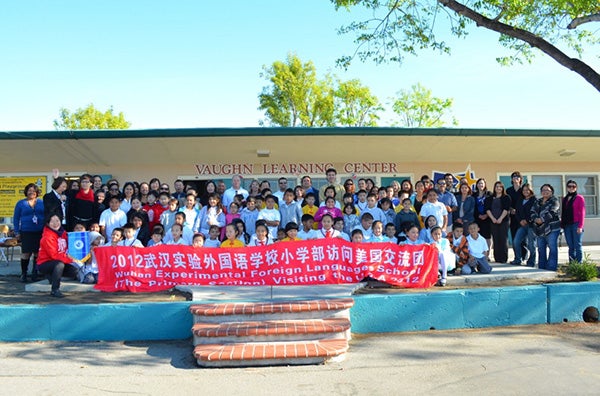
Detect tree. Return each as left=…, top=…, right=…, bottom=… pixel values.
left=391, top=83, right=456, bottom=127
left=334, top=79, right=383, bottom=126
left=258, top=53, right=335, bottom=127
left=332, top=0, right=600, bottom=92
left=259, top=54, right=383, bottom=127
left=54, top=104, right=131, bottom=130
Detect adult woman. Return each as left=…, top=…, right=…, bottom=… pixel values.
left=400, top=179, right=413, bottom=196
left=248, top=179, right=260, bottom=197
left=94, top=190, right=106, bottom=223
left=410, top=180, right=426, bottom=215
left=138, top=182, right=150, bottom=204
left=119, top=182, right=136, bottom=213
left=530, top=184, right=561, bottom=271
left=343, top=179, right=355, bottom=195
left=485, top=181, right=511, bottom=263
left=561, top=180, right=585, bottom=263
left=92, top=175, right=103, bottom=192
left=454, top=182, right=475, bottom=232
left=69, top=179, right=80, bottom=191
left=67, top=174, right=97, bottom=231
left=13, top=183, right=45, bottom=282
left=472, top=178, right=492, bottom=247
left=200, top=180, right=217, bottom=206
left=43, top=177, right=68, bottom=224
left=37, top=215, right=81, bottom=298
left=149, top=178, right=161, bottom=193
left=510, top=183, right=537, bottom=266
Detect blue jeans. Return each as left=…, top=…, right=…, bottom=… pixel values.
left=512, top=225, right=537, bottom=266
left=537, top=229, right=560, bottom=271
left=461, top=256, right=492, bottom=274
left=563, top=224, right=583, bottom=263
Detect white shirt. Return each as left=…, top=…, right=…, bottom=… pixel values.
left=222, top=187, right=249, bottom=209
left=467, top=234, right=488, bottom=258
left=99, top=209, right=127, bottom=239
left=298, top=228, right=318, bottom=240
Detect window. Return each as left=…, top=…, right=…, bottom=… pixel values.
left=530, top=174, right=597, bottom=216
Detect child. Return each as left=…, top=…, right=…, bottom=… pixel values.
left=368, top=221, right=390, bottom=243
left=314, top=197, right=343, bottom=229
left=89, top=223, right=101, bottom=233
left=240, top=196, right=259, bottom=236
left=257, top=195, right=281, bottom=240
left=160, top=198, right=179, bottom=232
left=204, top=224, right=221, bottom=248
left=431, top=226, right=455, bottom=286
left=320, top=186, right=341, bottom=209
left=302, top=193, right=319, bottom=230
left=279, top=188, right=303, bottom=230
left=147, top=226, right=164, bottom=247
left=353, top=212, right=374, bottom=241
left=220, top=223, right=245, bottom=248
left=362, top=193, right=386, bottom=224
left=192, top=233, right=205, bottom=248
left=401, top=224, right=425, bottom=245
left=79, top=231, right=105, bottom=284
left=343, top=204, right=360, bottom=235
left=342, top=193, right=356, bottom=213
left=194, top=193, right=225, bottom=236
left=464, top=223, right=493, bottom=274
left=280, top=222, right=302, bottom=242
left=385, top=223, right=398, bottom=244
left=223, top=202, right=241, bottom=240
left=298, top=214, right=318, bottom=240
left=379, top=198, right=396, bottom=225
left=248, top=223, right=274, bottom=246
left=316, top=214, right=341, bottom=239
left=419, top=215, right=438, bottom=243
left=166, top=223, right=188, bottom=245
left=148, top=192, right=170, bottom=232
left=394, top=198, right=421, bottom=232
left=180, top=193, right=200, bottom=231
left=333, top=217, right=350, bottom=241
left=99, top=195, right=127, bottom=240
left=73, top=223, right=86, bottom=232
left=355, top=189, right=368, bottom=213
left=448, top=223, right=469, bottom=275
left=119, top=223, right=144, bottom=247
left=163, top=212, right=194, bottom=245
left=231, top=218, right=250, bottom=245
left=104, top=227, right=124, bottom=246
left=351, top=229, right=364, bottom=243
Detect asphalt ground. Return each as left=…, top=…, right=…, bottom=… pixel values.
left=1, top=323, right=599, bottom=395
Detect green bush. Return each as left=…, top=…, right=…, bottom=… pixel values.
left=566, top=254, right=599, bottom=281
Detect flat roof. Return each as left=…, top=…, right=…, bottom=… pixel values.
left=2, top=127, right=600, bottom=140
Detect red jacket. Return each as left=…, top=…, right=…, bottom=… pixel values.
left=37, top=226, right=70, bottom=265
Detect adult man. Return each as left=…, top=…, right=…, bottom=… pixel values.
left=436, top=179, right=458, bottom=227
left=444, top=173, right=457, bottom=194
left=301, top=175, right=319, bottom=206
left=171, top=179, right=186, bottom=200
left=222, top=175, right=249, bottom=209
left=319, top=168, right=345, bottom=205
left=273, top=177, right=288, bottom=203
left=506, top=171, right=525, bottom=257
left=215, top=180, right=226, bottom=197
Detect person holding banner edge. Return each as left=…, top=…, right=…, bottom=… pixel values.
left=37, top=215, right=83, bottom=298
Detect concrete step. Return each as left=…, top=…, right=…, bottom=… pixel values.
left=190, top=298, right=355, bottom=323
left=193, top=338, right=349, bottom=368
left=192, top=317, right=351, bottom=344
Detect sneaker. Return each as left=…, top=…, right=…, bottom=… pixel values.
left=509, top=260, right=522, bottom=266
left=436, top=279, right=447, bottom=287
left=50, top=290, right=65, bottom=298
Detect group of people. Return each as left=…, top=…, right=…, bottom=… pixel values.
left=11, top=168, right=585, bottom=296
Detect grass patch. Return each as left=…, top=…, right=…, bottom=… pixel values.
left=565, top=254, right=599, bottom=281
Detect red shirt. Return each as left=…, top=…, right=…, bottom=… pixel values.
left=37, top=226, right=70, bottom=265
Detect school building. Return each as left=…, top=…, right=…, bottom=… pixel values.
left=1, top=127, right=599, bottom=241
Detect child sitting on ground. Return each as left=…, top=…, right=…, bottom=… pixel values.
left=447, top=223, right=469, bottom=275
left=464, top=223, right=493, bottom=274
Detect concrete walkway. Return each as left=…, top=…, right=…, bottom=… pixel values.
left=0, top=323, right=598, bottom=395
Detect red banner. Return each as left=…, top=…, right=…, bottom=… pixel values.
left=94, top=240, right=439, bottom=293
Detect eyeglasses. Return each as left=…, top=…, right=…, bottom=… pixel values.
left=437, top=182, right=446, bottom=186
left=567, top=185, right=577, bottom=188
left=81, top=180, right=91, bottom=184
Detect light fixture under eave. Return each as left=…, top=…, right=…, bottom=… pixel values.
left=256, top=149, right=270, bottom=157
left=559, top=149, right=576, bottom=157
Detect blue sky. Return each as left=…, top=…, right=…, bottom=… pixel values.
left=1, top=0, right=599, bottom=131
